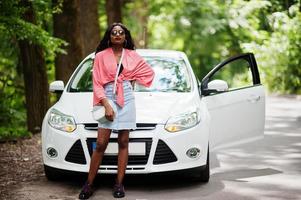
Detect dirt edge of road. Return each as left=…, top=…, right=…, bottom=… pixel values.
left=0, top=133, right=44, bottom=199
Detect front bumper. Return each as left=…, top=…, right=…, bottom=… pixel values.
left=41, top=121, right=209, bottom=174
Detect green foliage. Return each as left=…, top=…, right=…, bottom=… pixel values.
left=0, top=0, right=300, bottom=142
left=0, top=1, right=67, bottom=57
left=241, top=4, right=301, bottom=94
left=0, top=17, right=27, bottom=140
left=0, top=0, right=66, bottom=140
left=98, top=0, right=108, bottom=38
left=0, top=127, right=31, bottom=141
left=123, top=0, right=301, bottom=94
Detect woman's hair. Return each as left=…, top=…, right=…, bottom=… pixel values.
left=95, top=23, right=135, bottom=54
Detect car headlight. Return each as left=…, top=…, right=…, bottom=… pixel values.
left=165, top=110, right=200, bottom=132
left=48, top=109, right=76, bottom=133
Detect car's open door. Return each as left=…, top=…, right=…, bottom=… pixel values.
left=200, top=53, right=265, bottom=151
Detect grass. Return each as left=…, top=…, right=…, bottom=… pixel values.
left=0, top=126, right=32, bottom=142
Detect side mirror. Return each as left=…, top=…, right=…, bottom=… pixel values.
left=49, top=81, right=64, bottom=93
left=208, top=80, right=228, bottom=92
left=202, top=79, right=228, bottom=96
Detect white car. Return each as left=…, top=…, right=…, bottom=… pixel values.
left=42, top=49, right=265, bottom=182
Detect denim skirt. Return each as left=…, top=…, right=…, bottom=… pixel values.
left=98, top=80, right=136, bottom=131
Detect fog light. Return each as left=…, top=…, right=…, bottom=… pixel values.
left=186, top=147, right=200, bottom=158
left=47, top=147, right=58, bottom=158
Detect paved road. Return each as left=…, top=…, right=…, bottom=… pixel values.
left=14, top=95, right=301, bottom=200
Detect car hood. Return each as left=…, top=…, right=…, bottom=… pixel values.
left=52, top=92, right=198, bottom=124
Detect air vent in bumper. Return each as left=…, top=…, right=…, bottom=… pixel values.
left=65, top=140, right=87, bottom=164
left=153, top=140, right=177, bottom=165
left=84, top=123, right=157, bottom=131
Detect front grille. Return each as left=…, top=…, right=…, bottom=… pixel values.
left=84, top=123, right=157, bottom=131
left=86, top=138, right=152, bottom=166
left=84, top=123, right=98, bottom=130
left=99, top=166, right=145, bottom=171
left=153, top=140, right=177, bottom=165
left=136, top=123, right=157, bottom=130
left=65, top=140, right=87, bottom=164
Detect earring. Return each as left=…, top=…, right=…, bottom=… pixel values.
left=123, top=39, right=127, bottom=47
left=107, top=40, right=111, bottom=47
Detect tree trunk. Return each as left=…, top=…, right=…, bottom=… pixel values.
left=105, top=0, right=122, bottom=25
left=80, top=0, right=101, bottom=55
left=131, top=0, right=149, bottom=48
left=18, top=0, right=49, bottom=133
left=53, top=0, right=84, bottom=84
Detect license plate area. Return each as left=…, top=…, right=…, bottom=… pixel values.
left=92, top=142, right=146, bottom=156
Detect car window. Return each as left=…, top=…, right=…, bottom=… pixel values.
left=69, top=59, right=93, bottom=92
left=136, top=57, right=191, bottom=92
left=209, top=58, right=253, bottom=90
left=68, top=56, right=191, bottom=93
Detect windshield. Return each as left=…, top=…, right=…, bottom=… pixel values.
left=68, top=56, right=191, bottom=92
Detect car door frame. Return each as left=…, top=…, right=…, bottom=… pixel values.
left=201, top=53, right=261, bottom=95
left=199, top=53, right=265, bottom=150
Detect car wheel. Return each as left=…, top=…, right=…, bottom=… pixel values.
left=44, top=165, right=63, bottom=181
left=195, top=146, right=210, bottom=182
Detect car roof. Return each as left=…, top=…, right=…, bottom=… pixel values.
left=87, top=49, right=186, bottom=60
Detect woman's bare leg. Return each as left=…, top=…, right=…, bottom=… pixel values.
left=87, top=128, right=111, bottom=184
left=116, top=130, right=129, bottom=184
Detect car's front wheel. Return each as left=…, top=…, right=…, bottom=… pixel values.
left=195, top=146, right=210, bottom=182
left=44, top=165, right=87, bottom=181
left=44, top=165, right=62, bottom=181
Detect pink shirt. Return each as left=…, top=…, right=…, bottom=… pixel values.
left=93, top=48, right=155, bottom=107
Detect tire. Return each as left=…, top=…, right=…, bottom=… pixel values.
left=195, top=146, right=210, bottom=182
left=44, top=165, right=87, bottom=181
left=44, top=165, right=63, bottom=181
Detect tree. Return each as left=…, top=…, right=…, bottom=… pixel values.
left=105, top=0, right=122, bottom=25
left=0, top=0, right=65, bottom=137
left=138, top=0, right=301, bottom=93
left=53, top=0, right=101, bottom=84
left=53, top=0, right=84, bottom=84
left=80, top=0, right=101, bottom=55
left=18, top=0, right=49, bottom=133
left=123, top=0, right=149, bottom=48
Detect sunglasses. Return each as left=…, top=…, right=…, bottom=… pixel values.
left=111, top=29, right=125, bottom=36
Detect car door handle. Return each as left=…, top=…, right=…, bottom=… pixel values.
left=247, top=95, right=261, bottom=103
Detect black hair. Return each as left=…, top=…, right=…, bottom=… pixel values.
left=95, top=22, right=135, bottom=54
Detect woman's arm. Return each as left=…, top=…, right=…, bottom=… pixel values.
left=131, top=54, right=155, bottom=88
left=93, top=55, right=115, bottom=121
left=92, top=55, right=106, bottom=105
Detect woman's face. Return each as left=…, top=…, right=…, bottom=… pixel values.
left=110, top=25, right=125, bottom=46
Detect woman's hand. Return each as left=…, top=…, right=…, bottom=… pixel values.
left=104, top=104, right=115, bottom=121
left=101, top=98, right=115, bottom=121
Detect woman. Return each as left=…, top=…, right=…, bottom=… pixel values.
left=79, top=23, right=154, bottom=199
